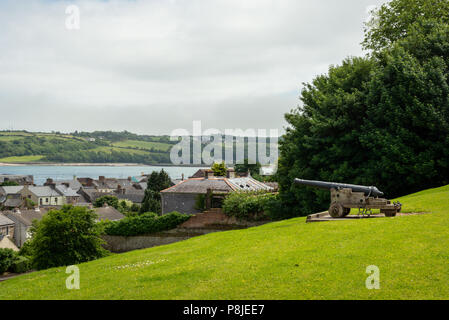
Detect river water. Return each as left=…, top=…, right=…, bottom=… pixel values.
left=0, top=165, right=206, bottom=185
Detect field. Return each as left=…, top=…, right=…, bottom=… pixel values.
left=1, top=185, right=448, bottom=300
left=112, top=139, right=173, bottom=152
left=0, top=155, right=44, bottom=163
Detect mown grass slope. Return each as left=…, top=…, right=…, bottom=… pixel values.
left=1, top=185, right=449, bottom=300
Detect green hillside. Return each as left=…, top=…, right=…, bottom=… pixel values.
left=1, top=185, right=449, bottom=300
left=0, top=131, right=173, bottom=164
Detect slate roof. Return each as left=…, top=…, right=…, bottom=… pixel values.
left=4, top=209, right=49, bottom=227
left=55, top=179, right=82, bottom=191
left=161, top=176, right=275, bottom=194
left=0, top=186, right=24, bottom=195
left=4, top=198, right=23, bottom=208
left=226, top=177, right=274, bottom=191
left=55, top=185, right=80, bottom=197
left=0, top=174, right=33, bottom=184
left=116, top=192, right=145, bottom=204
left=28, top=186, right=62, bottom=197
left=0, top=213, right=15, bottom=227
left=94, top=206, right=125, bottom=221
left=161, top=178, right=233, bottom=194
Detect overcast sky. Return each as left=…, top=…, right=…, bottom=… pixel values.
left=0, top=0, right=384, bottom=135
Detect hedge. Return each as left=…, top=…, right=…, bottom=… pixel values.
left=103, top=211, right=190, bottom=237
left=222, top=191, right=282, bottom=221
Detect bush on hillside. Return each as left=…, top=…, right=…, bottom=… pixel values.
left=222, top=192, right=280, bottom=221
left=103, top=211, right=190, bottom=236
left=10, top=256, right=32, bottom=274
left=0, top=248, right=16, bottom=274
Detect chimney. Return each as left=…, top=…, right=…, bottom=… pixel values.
left=14, top=208, right=21, bottom=214
left=227, top=168, right=236, bottom=179
left=102, top=202, right=109, bottom=208
left=182, top=173, right=184, bottom=181
left=99, top=176, right=105, bottom=182
left=45, top=178, right=53, bottom=185
left=63, top=182, right=69, bottom=188
left=205, top=170, right=214, bottom=179
left=127, top=176, right=132, bottom=181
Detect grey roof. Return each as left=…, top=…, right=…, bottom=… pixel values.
left=227, top=177, right=274, bottom=191
left=0, top=213, right=15, bottom=226
left=55, top=179, right=82, bottom=191
left=4, top=198, right=23, bottom=208
left=94, top=206, right=125, bottom=221
left=0, top=186, right=24, bottom=195
left=116, top=192, right=145, bottom=204
left=161, top=178, right=233, bottom=194
left=4, top=209, right=49, bottom=227
left=161, top=176, right=274, bottom=194
left=0, top=174, right=33, bottom=184
left=28, top=186, right=62, bottom=197
left=55, top=185, right=80, bottom=197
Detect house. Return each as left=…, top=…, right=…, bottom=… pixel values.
left=4, top=208, right=48, bottom=247
left=78, top=186, right=145, bottom=205
left=0, top=213, right=18, bottom=251
left=160, top=169, right=274, bottom=215
left=0, top=186, right=25, bottom=209
left=94, top=203, right=125, bottom=221
left=0, top=174, right=34, bottom=185
left=21, top=185, right=65, bottom=207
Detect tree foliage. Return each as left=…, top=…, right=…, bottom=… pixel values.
left=29, top=205, right=108, bottom=270
left=211, top=162, right=227, bottom=176
left=140, top=170, right=172, bottom=214
left=363, top=0, right=449, bottom=51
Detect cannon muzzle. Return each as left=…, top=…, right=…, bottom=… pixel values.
left=294, top=178, right=384, bottom=197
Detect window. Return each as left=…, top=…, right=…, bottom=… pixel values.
left=40, top=198, right=43, bottom=205
left=46, top=198, right=49, bottom=203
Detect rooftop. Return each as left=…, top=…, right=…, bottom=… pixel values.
left=0, top=213, right=15, bottom=226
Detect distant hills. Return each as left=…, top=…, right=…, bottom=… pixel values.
left=0, top=131, right=278, bottom=165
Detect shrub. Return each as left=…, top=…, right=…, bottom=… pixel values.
left=18, top=240, right=34, bottom=258
left=104, top=211, right=190, bottom=236
left=223, top=192, right=281, bottom=221
left=10, top=256, right=32, bottom=274
left=0, top=248, right=16, bottom=274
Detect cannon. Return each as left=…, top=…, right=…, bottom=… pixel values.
left=294, top=178, right=402, bottom=218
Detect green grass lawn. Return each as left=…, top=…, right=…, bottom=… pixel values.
left=112, top=139, right=173, bottom=152
left=0, top=155, right=44, bottom=163
left=1, top=185, right=449, bottom=300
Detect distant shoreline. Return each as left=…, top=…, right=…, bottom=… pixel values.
left=0, top=162, right=207, bottom=168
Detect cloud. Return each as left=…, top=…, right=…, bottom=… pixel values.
left=0, top=0, right=385, bottom=134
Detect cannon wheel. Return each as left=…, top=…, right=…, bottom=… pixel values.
left=383, top=210, right=397, bottom=217
left=343, top=207, right=351, bottom=217
left=329, top=203, right=345, bottom=218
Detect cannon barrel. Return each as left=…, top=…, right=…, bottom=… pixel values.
left=294, top=178, right=384, bottom=197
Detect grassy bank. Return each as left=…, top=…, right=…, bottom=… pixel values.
left=1, top=185, right=448, bottom=299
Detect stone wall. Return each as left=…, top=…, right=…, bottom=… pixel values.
left=102, top=210, right=270, bottom=253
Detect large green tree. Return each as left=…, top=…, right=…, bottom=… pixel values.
left=140, top=170, right=172, bottom=214
left=278, top=57, right=376, bottom=216
left=278, top=0, right=449, bottom=217
left=30, top=205, right=108, bottom=270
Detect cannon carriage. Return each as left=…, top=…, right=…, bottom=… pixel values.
left=294, top=179, right=402, bottom=218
